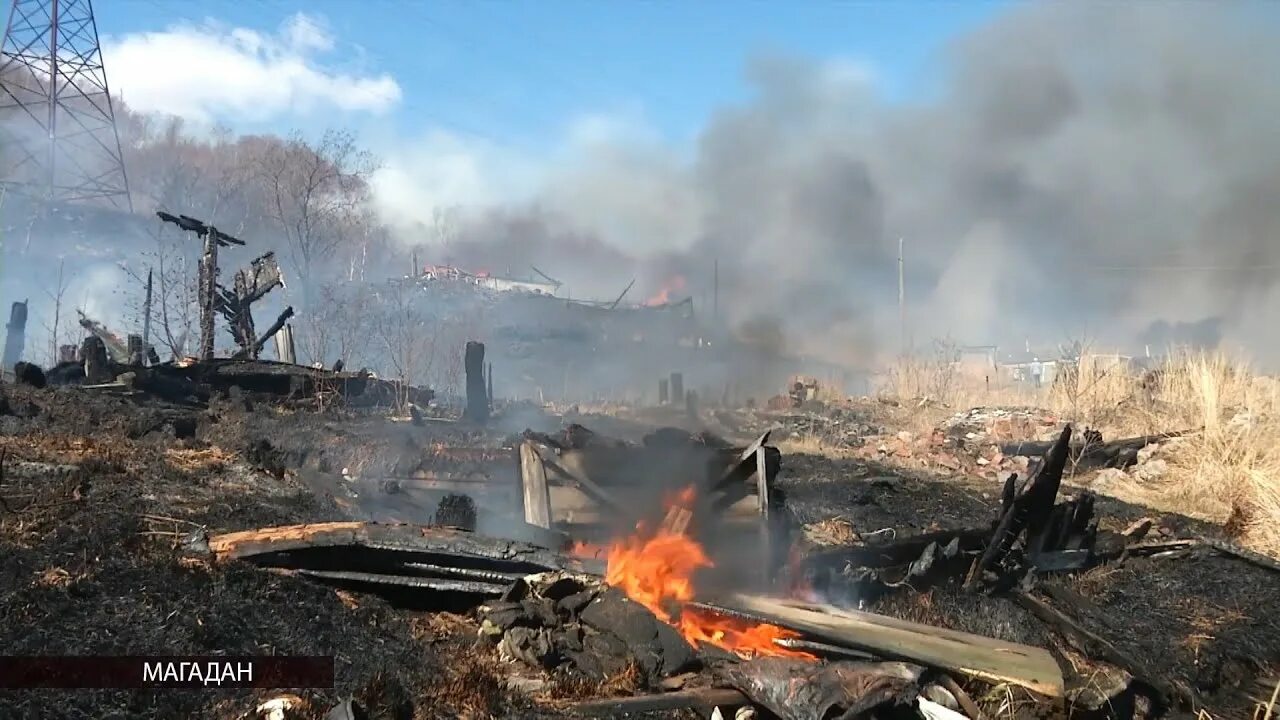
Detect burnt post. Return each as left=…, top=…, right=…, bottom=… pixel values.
left=81, top=335, right=110, bottom=384
left=275, top=323, right=296, bottom=364
left=463, top=341, right=489, bottom=424
left=198, top=230, right=218, bottom=360
left=658, top=378, right=669, bottom=405
left=487, top=361, right=494, bottom=410
left=670, top=372, right=684, bottom=405
left=155, top=212, right=246, bottom=361
left=58, top=344, right=77, bottom=364
left=2, top=300, right=29, bottom=374
left=126, top=334, right=144, bottom=366
left=686, top=389, right=699, bottom=419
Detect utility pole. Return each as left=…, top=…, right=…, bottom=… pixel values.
left=898, top=237, right=906, bottom=356
left=155, top=212, right=245, bottom=360
left=713, top=258, right=719, bottom=321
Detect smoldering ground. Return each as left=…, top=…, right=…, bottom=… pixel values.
left=387, top=2, right=1280, bottom=367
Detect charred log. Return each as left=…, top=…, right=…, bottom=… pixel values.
left=719, top=658, right=923, bottom=720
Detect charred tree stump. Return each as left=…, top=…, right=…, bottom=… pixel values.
left=126, top=334, right=144, bottom=366
left=57, top=344, right=76, bottom=364
left=658, top=378, right=669, bottom=404
left=968, top=425, right=1072, bottom=590
left=464, top=341, right=489, bottom=424
left=670, top=372, right=684, bottom=405
left=198, top=231, right=218, bottom=361
left=2, top=300, right=28, bottom=375
left=81, top=336, right=110, bottom=384
left=487, top=361, right=494, bottom=410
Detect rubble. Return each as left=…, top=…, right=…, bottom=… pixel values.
left=2, top=367, right=1278, bottom=719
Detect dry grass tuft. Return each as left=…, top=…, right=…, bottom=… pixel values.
left=164, top=447, right=233, bottom=473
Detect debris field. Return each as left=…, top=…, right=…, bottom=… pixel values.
left=1, top=354, right=1278, bottom=720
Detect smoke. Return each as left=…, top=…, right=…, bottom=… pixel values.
left=378, top=2, right=1280, bottom=367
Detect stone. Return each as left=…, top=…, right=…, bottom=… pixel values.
left=1132, top=458, right=1169, bottom=482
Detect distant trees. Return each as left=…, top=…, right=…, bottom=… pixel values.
left=253, top=129, right=379, bottom=298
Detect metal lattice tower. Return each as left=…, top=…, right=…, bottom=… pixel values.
left=0, top=0, right=132, bottom=210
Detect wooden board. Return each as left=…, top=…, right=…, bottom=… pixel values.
left=722, top=594, right=1064, bottom=698
left=205, top=521, right=599, bottom=575
left=519, top=441, right=552, bottom=529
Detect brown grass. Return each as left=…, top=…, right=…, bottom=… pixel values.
left=880, top=350, right=1280, bottom=558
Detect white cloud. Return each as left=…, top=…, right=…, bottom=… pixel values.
left=102, top=12, right=401, bottom=123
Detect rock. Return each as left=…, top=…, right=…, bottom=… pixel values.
left=1090, top=468, right=1130, bottom=493
left=1136, top=443, right=1161, bottom=464
left=1132, top=458, right=1169, bottom=482
left=896, top=431, right=914, bottom=442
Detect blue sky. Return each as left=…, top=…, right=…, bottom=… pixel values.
left=70, top=0, right=1012, bottom=148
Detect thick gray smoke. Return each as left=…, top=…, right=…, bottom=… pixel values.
left=421, top=2, right=1280, bottom=367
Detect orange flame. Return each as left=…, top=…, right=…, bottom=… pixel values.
left=643, top=275, right=687, bottom=307
left=603, top=487, right=814, bottom=660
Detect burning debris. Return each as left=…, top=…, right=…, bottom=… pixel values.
left=3, top=359, right=1277, bottom=720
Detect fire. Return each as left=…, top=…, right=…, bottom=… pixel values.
left=643, top=275, right=687, bottom=307
left=603, top=488, right=814, bottom=660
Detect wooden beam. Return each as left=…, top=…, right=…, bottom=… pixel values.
left=538, top=448, right=628, bottom=517
left=519, top=441, right=552, bottom=529
left=721, top=594, right=1065, bottom=698
left=567, top=688, right=748, bottom=716
left=756, top=446, right=771, bottom=586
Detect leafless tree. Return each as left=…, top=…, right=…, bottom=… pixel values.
left=372, top=281, right=442, bottom=407
left=40, top=258, right=72, bottom=366
left=118, top=223, right=200, bottom=359
left=254, top=129, right=379, bottom=297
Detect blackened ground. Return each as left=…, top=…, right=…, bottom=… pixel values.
left=777, top=447, right=1280, bottom=717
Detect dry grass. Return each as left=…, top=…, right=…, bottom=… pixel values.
left=880, top=350, right=1280, bottom=558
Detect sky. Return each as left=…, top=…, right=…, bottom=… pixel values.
left=14, top=0, right=1011, bottom=149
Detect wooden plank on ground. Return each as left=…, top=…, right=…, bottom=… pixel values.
left=722, top=593, right=1064, bottom=698
left=755, top=446, right=771, bottom=585
left=519, top=440, right=552, bottom=529
left=205, top=521, right=598, bottom=575
left=567, top=688, right=748, bottom=716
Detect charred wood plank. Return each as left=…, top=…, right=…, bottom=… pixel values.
left=205, top=522, right=600, bottom=575
left=801, top=526, right=993, bottom=571
left=1000, top=430, right=1194, bottom=471
left=718, top=594, right=1065, bottom=698
left=463, top=341, right=489, bottom=424
left=296, top=569, right=506, bottom=595
left=718, top=658, right=924, bottom=720
left=537, top=449, right=628, bottom=517
left=519, top=440, right=553, bottom=529
left=968, top=425, right=1071, bottom=588
left=566, top=688, right=749, bottom=716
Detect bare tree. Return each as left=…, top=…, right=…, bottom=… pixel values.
left=373, top=281, right=441, bottom=407
left=40, top=258, right=72, bottom=366
left=254, top=130, right=379, bottom=298
left=118, top=224, right=200, bottom=359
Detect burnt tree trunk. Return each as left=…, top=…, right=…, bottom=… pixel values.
left=464, top=341, right=489, bottom=424
left=2, top=300, right=28, bottom=374
left=198, top=231, right=218, bottom=361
